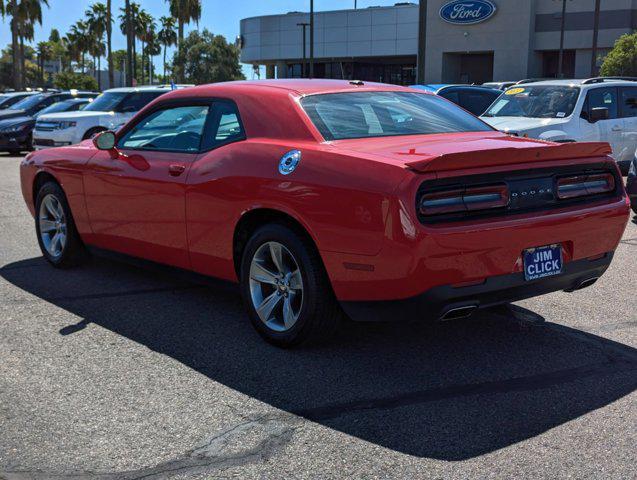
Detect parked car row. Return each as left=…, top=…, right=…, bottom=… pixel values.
left=409, top=77, right=637, bottom=176
left=0, top=86, right=193, bottom=154
left=0, top=90, right=97, bottom=154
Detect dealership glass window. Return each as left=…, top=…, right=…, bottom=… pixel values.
left=586, top=87, right=618, bottom=119
left=118, top=105, right=210, bottom=152
left=301, top=91, right=492, bottom=141
left=620, top=87, right=637, bottom=118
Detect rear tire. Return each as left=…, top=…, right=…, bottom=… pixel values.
left=35, top=181, right=87, bottom=268
left=240, top=223, right=341, bottom=347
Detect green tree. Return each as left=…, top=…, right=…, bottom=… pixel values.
left=35, top=40, right=51, bottom=85
left=166, top=0, right=201, bottom=81
left=67, top=20, right=91, bottom=74
left=53, top=70, right=98, bottom=90
left=49, top=27, right=59, bottom=42
left=136, top=9, right=155, bottom=85
left=144, top=30, right=161, bottom=84
left=86, top=2, right=109, bottom=90
left=171, top=29, right=244, bottom=85
left=119, top=2, right=141, bottom=83
left=158, top=16, right=176, bottom=79
left=599, top=32, right=637, bottom=77
left=106, top=0, right=113, bottom=89
left=0, top=0, right=49, bottom=89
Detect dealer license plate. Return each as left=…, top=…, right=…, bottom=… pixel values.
left=523, top=244, right=562, bottom=281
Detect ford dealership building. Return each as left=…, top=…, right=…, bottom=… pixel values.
left=239, top=0, right=637, bottom=85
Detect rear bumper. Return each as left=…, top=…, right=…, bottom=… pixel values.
left=340, top=252, right=614, bottom=322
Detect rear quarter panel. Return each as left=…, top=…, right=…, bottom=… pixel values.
left=185, top=139, right=408, bottom=281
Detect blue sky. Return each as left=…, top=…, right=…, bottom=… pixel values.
left=0, top=0, right=403, bottom=78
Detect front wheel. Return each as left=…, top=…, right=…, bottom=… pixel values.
left=35, top=182, right=87, bottom=268
left=240, top=223, right=341, bottom=347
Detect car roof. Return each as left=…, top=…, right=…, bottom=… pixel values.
left=57, top=97, right=92, bottom=103
left=514, top=78, right=637, bottom=87
left=103, top=85, right=192, bottom=93
left=1, top=91, right=39, bottom=97
left=437, top=85, right=500, bottom=93
left=411, top=84, right=449, bottom=92
left=177, top=79, right=415, bottom=96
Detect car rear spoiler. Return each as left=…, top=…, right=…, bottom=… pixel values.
left=404, top=142, right=613, bottom=173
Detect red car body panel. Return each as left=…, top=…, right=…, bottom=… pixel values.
left=20, top=80, right=630, bottom=315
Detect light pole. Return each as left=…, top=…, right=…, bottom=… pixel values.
left=557, top=0, right=568, bottom=78
left=590, top=0, right=601, bottom=76
left=297, top=22, right=309, bottom=78
left=309, top=0, right=314, bottom=78
left=416, top=0, right=427, bottom=84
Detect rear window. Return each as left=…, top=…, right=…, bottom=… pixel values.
left=301, top=91, right=492, bottom=141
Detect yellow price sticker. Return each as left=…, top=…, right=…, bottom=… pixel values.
left=505, top=87, right=525, bottom=95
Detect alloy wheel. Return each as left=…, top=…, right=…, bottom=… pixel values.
left=248, top=241, right=304, bottom=332
left=39, top=194, right=67, bottom=259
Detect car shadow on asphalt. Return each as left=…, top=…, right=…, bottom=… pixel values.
left=1, top=255, right=636, bottom=461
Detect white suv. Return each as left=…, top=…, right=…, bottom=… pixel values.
left=481, top=78, right=637, bottom=173
left=33, top=85, right=191, bottom=149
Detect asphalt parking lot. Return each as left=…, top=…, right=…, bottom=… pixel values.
left=0, top=153, right=635, bottom=480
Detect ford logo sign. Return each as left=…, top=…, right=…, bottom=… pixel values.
left=439, top=0, right=497, bottom=25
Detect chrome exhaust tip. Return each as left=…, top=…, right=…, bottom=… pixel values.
left=440, top=305, right=478, bottom=321
left=565, top=276, right=600, bottom=292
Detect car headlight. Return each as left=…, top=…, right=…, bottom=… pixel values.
left=1, top=123, right=30, bottom=133
left=56, top=121, right=77, bottom=130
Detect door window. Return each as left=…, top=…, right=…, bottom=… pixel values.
left=202, top=101, right=245, bottom=150
left=620, top=87, right=637, bottom=118
left=118, top=105, right=210, bottom=152
left=585, top=88, right=618, bottom=119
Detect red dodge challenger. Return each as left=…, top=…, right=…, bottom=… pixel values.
left=20, top=80, right=630, bottom=346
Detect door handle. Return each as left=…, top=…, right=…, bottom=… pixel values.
left=168, top=164, right=186, bottom=176
left=611, top=125, right=623, bottom=131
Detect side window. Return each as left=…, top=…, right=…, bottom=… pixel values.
left=117, top=91, right=165, bottom=113
left=620, top=87, right=637, bottom=118
left=586, top=88, right=618, bottom=119
left=118, top=105, right=210, bottom=152
left=202, top=101, right=245, bottom=150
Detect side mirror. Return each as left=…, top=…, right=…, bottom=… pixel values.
left=93, top=131, right=116, bottom=150
left=589, top=107, right=610, bottom=123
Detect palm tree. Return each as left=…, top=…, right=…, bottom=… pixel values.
left=36, top=40, right=51, bottom=85
left=119, top=2, right=140, bottom=84
left=144, top=30, right=161, bottom=85
left=158, top=16, right=176, bottom=80
left=106, top=0, right=113, bottom=88
left=68, top=20, right=90, bottom=74
left=136, top=9, right=154, bottom=85
left=0, top=0, right=49, bottom=90
left=166, top=0, right=201, bottom=81
left=86, top=2, right=109, bottom=90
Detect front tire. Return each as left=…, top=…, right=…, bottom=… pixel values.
left=240, top=223, right=341, bottom=347
left=35, top=182, right=87, bottom=268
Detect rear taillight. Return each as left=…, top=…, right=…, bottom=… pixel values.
left=556, top=173, right=615, bottom=200
left=420, top=184, right=509, bottom=216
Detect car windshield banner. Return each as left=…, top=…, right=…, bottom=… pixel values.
left=439, top=0, right=497, bottom=25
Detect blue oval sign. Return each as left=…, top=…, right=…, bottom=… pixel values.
left=439, top=0, right=497, bottom=25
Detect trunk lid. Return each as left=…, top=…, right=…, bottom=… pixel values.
left=332, top=132, right=612, bottom=173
